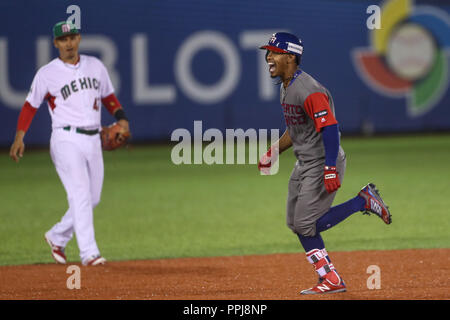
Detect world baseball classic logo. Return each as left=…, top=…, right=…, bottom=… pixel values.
left=352, top=0, right=450, bottom=117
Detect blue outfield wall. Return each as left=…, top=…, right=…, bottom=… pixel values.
left=0, top=0, right=449, bottom=146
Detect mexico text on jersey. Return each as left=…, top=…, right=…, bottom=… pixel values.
left=26, top=55, right=114, bottom=129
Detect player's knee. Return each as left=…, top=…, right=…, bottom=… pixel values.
left=286, top=214, right=295, bottom=233
left=292, top=221, right=317, bottom=237
left=287, top=221, right=295, bottom=233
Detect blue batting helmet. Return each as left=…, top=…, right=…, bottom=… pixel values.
left=259, top=32, right=303, bottom=56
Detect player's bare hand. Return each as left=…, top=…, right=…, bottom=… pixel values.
left=117, top=119, right=129, bottom=131
left=116, top=119, right=130, bottom=143
left=10, top=139, right=25, bottom=163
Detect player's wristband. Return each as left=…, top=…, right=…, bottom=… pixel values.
left=114, top=108, right=128, bottom=121
left=324, top=166, right=337, bottom=173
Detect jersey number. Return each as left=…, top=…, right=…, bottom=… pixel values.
left=93, top=98, right=100, bottom=111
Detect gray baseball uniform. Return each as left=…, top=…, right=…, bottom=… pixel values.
left=282, top=69, right=346, bottom=237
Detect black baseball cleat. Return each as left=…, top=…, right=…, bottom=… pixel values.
left=358, top=183, right=392, bottom=225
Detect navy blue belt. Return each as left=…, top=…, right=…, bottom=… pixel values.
left=63, top=126, right=99, bottom=135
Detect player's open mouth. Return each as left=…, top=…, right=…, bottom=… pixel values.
left=268, top=62, right=275, bottom=73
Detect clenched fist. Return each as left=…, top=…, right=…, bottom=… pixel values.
left=258, top=146, right=279, bottom=175
left=324, top=166, right=340, bottom=193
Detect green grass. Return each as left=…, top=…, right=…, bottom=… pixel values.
left=1, top=133, right=449, bottom=266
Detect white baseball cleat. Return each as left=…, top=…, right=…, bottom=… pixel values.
left=44, top=234, right=67, bottom=264
left=82, top=255, right=107, bottom=266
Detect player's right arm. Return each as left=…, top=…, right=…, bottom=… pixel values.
left=258, top=129, right=292, bottom=173
left=275, top=129, right=293, bottom=154
left=10, top=70, right=46, bottom=162
left=263, top=129, right=293, bottom=159
left=10, top=102, right=38, bottom=162
left=10, top=130, right=26, bottom=163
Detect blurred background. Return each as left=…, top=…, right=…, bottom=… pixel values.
left=1, top=0, right=449, bottom=146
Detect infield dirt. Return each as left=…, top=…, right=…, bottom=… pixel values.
left=0, top=248, right=448, bottom=300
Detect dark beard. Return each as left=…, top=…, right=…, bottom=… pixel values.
left=272, top=76, right=282, bottom=85
left=272, top=74, right=293, bottom=85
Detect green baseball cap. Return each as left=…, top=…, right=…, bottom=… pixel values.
left=53, top=21, right=79, bottom=39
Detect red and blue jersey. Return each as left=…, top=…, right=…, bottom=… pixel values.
left=280, top=69, right=344, bottom=164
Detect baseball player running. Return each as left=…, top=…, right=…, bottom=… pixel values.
left=258, top=32, right=392, bottom=294
left=9, top=21, right=130, bottom=266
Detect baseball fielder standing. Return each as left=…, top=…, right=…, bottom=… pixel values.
left=258, top=32, right=392, bottom=294
left=9, top=21, right=130, bottom=266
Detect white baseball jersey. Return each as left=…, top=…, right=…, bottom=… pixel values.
left=26, top=54, right=114, bottom=129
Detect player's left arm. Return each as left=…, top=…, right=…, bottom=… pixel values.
left=303, top=92, right=341, bottom=193
left=101, top=93, right=130, bottom=143
left=98, top=62, right=130, bottom=141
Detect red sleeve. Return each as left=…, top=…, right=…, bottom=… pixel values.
left=101, top=93, right=122, bottom=115
left=303, top=92, right=338, bottom=132
left=17, top=102, right=38, bottom=132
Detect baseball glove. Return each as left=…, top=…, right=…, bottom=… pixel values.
left=100, top=122, right=131, bottom=151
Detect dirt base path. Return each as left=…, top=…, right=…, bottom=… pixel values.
left=0, top=248, right=448, bottom=300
